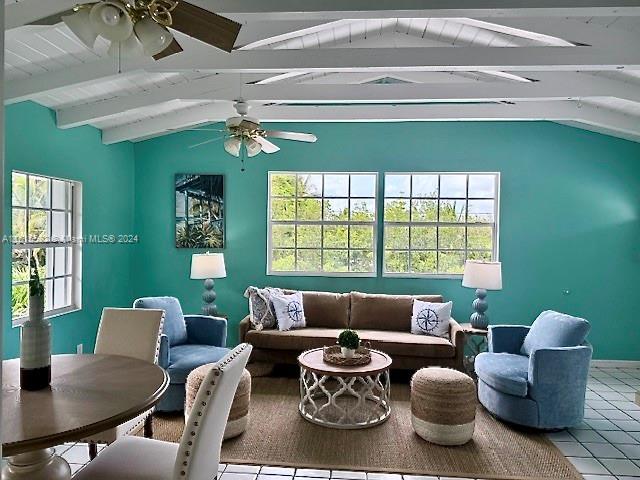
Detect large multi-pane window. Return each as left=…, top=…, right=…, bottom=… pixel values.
left=268, top=172, right=378, bottom=276
left=11, top=172, right=82, bottom=324
left=383, top=173, right=499, bottom=276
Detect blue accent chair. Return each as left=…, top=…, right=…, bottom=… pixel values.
left=475, top=311, right=592, bottom=430
left=133, top=296, right=229, bottom=412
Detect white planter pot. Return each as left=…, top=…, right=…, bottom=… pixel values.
left=28, top=294, right=44, bottom=323
left=341, top=347, right=356, bottom=358
left=21, top=295, right=51, bottom=371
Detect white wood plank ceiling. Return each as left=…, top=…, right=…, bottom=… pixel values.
left=4, top=0, right=640, bottom=143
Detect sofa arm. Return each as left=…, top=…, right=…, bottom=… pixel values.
left=239, top=315, right=252, bottom=342
left=488, top=325, right=530, bottom=354
left=185, top=315, right=227, bottom=347
left=158, top=334, right=169, bottom=369
left=449, top=318, right=465, bottom=370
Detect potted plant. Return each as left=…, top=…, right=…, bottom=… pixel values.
left=338, top=329, right=360, bottom=358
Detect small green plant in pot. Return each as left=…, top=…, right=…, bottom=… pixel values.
left=338, top=329, right=360, bottom=358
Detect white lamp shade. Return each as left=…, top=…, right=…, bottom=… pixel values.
left=62, top=8, right=98, bottom=48
left=107, top=33, right=144, bottom=59
left=191, top=253, right=226, bottom=279
left=245, top=137, right=262, bottom=157
left=89, top=1, right=133, bottom=42
left=462, top=260, right=502, bottom=290
left=134, top=17, right=173, bottom=56
left=224, top=137, right=241, bottom=157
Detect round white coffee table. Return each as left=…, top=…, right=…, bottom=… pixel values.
left=297, top=348, right=392, bottom=429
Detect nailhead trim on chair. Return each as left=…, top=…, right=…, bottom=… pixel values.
left=175, top=344, right=250, bottom=478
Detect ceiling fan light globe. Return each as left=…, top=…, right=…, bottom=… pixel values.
left=62, top=8, right=98, bottom=48
left=134, top=18, right=174, bottom=57
left=89, top=1, right=134, bottom=42
left=226, top=117, right=243, bottom=128
left=224, top=137, right=241, bottom=157
left=245, top=138, right=262, bottom=157
left=107, top=33, right=144, bottom=59
left=100, top=5, right=121, bottom=26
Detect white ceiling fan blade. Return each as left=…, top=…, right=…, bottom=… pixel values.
left=264, top=130, right=317, bottom=143
left=255, top=137, right=280, bottom=154
left=188, top=136, right=226, bottom=149
left=182, top=128, right=227, bottom=132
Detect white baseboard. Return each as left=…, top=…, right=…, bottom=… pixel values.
left=592, top=359, right=640, bottom=368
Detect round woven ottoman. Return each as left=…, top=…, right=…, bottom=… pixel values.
left=185, top=365, right=251, bottom=440
left=410, top=367, right=477, bottom=446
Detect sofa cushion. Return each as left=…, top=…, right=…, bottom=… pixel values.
left=134, top=296, right=187, bottom=347
left=245, top=327, right=455, bottom=358
left=167, top=344, right=229, bottom=384
left=521, top=310, right=590, bottom=356
left=475, top=352, right=530, bottom=397
left=282, top=290, right=350, bottom=329
left=349, top=292, right=443, bottom=331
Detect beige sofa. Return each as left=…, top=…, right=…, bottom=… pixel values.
left=239, top=290, right=465, bottom=370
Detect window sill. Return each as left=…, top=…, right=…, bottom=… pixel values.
left=382, top=273, right=464, bottom=280
left=267, top=270, right=377, bottom=278
left=12, top=306, right=82, bottom=328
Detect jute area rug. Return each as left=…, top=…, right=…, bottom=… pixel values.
left=151, top=377, right=581, bottom=480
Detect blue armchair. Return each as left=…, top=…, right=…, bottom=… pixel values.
left=133, top=296, right=229, bottom=412
left=475, top=311, right=592, bottom=430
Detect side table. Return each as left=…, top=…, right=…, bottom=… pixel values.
left=461, top=323, right=488, bottom=375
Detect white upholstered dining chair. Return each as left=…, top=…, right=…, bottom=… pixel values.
left=74, top=343, right=253, bottom=480
left=84, top=307, right=165, bottom=460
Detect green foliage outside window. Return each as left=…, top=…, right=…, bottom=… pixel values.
left=270, top=173, right=377, bottom=274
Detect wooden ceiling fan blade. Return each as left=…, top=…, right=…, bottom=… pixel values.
left=255, top=137, right=280, bottom=154
left=170, top=2, right=242, bottom=53
left=265, top=131, right=318, bottom=143
left=153, top=39, right=184, bottom=61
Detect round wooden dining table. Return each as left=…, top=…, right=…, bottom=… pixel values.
left=2, top=354, right=169, bottom=480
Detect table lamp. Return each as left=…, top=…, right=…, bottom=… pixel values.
left=190, top=252, right=226, bottom=316
left=462, top=260, right=502, bottom=329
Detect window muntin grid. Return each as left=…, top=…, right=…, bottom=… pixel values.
left=383, top=173, right=499, bottom=277
left=11, top=172, right=82, bottom=323
left=268, top=172, right=378, bottom=276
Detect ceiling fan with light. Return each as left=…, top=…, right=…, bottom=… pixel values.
left=183, top=101, right=318, bottom=171
left=29, top=0, right=241, bottom=59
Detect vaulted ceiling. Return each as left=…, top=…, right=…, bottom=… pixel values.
left=5, top=0, right=640, bottom=143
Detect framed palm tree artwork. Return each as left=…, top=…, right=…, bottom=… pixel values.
left=175, top=174, right=224, bottom=249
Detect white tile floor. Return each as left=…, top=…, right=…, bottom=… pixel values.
left=57, top=365, right=640, bottom=480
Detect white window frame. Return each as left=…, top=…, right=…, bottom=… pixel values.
left=267, top=171, right=379, bottom=277
left=11, top=171, right=83, bottom=326
left=383, top=172, right=500, bottom=279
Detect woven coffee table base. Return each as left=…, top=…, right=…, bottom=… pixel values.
left=299, top=368, right=391, bottom=429
left=411, top=367, right=477, bottom=446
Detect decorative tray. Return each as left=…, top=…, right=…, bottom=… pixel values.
left=323, top=345, right=372, bottom=366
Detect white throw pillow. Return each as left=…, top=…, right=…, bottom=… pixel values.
left=271, top=291, right=306, bottom=331
left=411, top=300, right=452, bottom=339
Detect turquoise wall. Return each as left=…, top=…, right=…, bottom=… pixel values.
left=3, top=102, right=136, bottom=358
left=133, top=121, right=640, bottom=361
left=5, top=103, right=639, bottom=361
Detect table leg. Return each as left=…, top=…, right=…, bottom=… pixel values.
left=463, top=334, right=488, bottom=375
left=2, top=448, right=71, bottom=480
